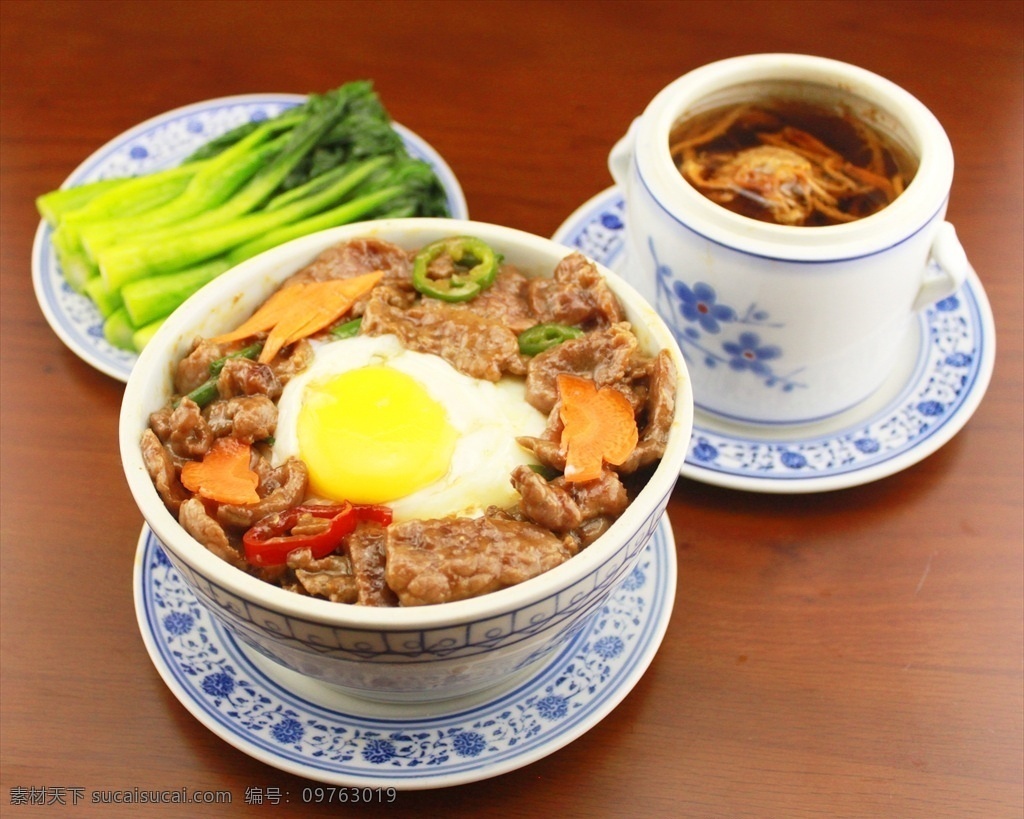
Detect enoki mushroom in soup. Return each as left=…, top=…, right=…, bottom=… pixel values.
left=669, top=99, right=917, bottom=226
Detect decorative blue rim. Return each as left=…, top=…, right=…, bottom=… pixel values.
left=32, top=94, right=468, bottom=383
left=133, top=515, right=676, bottom=789
left=633, top=152, right=951, bottom=263
left=553, top=187, right=995, bottom=493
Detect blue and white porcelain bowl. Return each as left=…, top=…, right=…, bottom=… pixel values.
left=119, top=218, right=693, bottom=703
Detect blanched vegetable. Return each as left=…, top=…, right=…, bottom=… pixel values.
left=37, top=81, right=451, bottom=353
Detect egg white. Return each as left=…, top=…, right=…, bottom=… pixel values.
left=272, top=333, right=548, bottom=522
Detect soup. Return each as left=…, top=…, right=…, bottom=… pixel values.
left=669, top=97, right=918, bottom=227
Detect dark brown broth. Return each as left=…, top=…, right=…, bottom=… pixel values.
left=668, top=99, right=918, bottom=227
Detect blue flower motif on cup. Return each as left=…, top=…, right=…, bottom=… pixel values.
left=452, top=730, right=487, bottom=758
left=201, top=671, right=235, bottom=699
left=270, top=717, right=305, bottom=745
left=535, top=694, right=569, bottom=721
left=647, top=237, right=803, bottom=392
left=723, top=332, right=782, bottom=375
left=934, top=295, right=960, bottom=312
left=673, top=281, right=737, bottom=333
left=362, top=738, right=397, bottom=765
left=945, top=352, right=972, bottom=367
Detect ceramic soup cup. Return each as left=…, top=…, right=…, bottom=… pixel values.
left=609, top=53, right=973, bottom=425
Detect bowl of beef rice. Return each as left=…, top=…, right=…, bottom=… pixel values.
left=120, top=218, right=693, bottom=702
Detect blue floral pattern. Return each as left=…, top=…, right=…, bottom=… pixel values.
left=673, top=281, right=736, bottom=333
left=138, top=517, right=675, bottom=785
left=652, top=239, right=804, bottom=392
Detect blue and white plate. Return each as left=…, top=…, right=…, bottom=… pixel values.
left=32, top=94, right=468, bottom=382
left=133, top=515, right=676, bottom=789
left=554, top=187, right=996, bottom=493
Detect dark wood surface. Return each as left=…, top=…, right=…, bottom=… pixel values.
left=2, top=2, right=1021, bottom=816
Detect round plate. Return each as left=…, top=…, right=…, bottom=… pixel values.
left=133, top=515, right=676, bottom=789
left=554, top=187, right=996, bottom=493
left=32, top=93, right=468, bottom=382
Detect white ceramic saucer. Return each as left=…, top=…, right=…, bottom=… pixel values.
left=32, top=94, right=468, bottom=382
left=554, top=187, right=996, bottom=493
left=133, top=515, right=676, bottom=789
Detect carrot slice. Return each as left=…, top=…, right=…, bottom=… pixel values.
left=557, top=373, right=639, bottom=483
left=180, top=438, right=260, bottom=505
left=211, top=286, right=302, bottom=344
left=211, top=271, right=384, bottom=363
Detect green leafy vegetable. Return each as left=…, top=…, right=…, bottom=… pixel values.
left=37, top=81, right=451, bottom=353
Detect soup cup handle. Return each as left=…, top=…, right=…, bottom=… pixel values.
left=912, top=222, right=972, bottom=311
left=608, top=118, right=640, bottom=188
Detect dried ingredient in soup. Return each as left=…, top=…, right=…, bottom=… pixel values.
left=141, top=236, right=679, bottom=607
left=669, top=99, right=918, bottom=226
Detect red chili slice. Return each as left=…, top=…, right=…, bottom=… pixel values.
left=242, top=503, right=393, bottom=567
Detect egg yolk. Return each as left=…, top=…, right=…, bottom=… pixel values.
left=296, top=365, right=457, bottom=505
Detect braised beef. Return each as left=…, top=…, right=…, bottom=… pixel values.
left=361, top=286, right=527, bottom=381
left=285, top=237, right=412, bottom=287
left=524, top=323, right=642, bottom=414
left=514, top=435, right=565, bottom=473
left=175, top=339, right=236, bottom=395
left=510, top=464, right=582, bottom=533
left=216, top=357, right=282, bottom=401
left=526, top=252, right=625, bottom=329
left=216, top=457, right=309, bottom=529
left=619, top=349, right=677, bottom=473
left=167, top=397, right=214, bottom=459
left=455, top=269, right=538, bottom=334
left=179, top=497, right=246, bottom=569
left=268, top=339, right=314, bottom=385
left=288, top=548, right=359, bottom=604
left=573, top=516, right=614, bottom=548
left=140, top=429, right=189, bottom=515
left=348, top=524, right=398, bottom=607
left=384, top=516, right=576, bottom=606
left=511, top=464, right=629, bottom=543
left=204, top=394, right=278, bottom=443
left=562, top=469, right=630, bottom=518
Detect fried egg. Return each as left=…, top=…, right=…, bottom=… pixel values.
left=272, top=334, right=548, bottom=522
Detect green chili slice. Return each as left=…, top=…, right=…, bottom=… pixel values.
left=331, top=316, right=362, bottom=339
left=412, top=236, right=500, bottom=302
left=517, top=323, right=585, bottom=355
left=178, top=341, right=264, bottom=408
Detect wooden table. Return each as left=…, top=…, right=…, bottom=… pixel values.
left=2, top=1, right=1021, bottom=816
